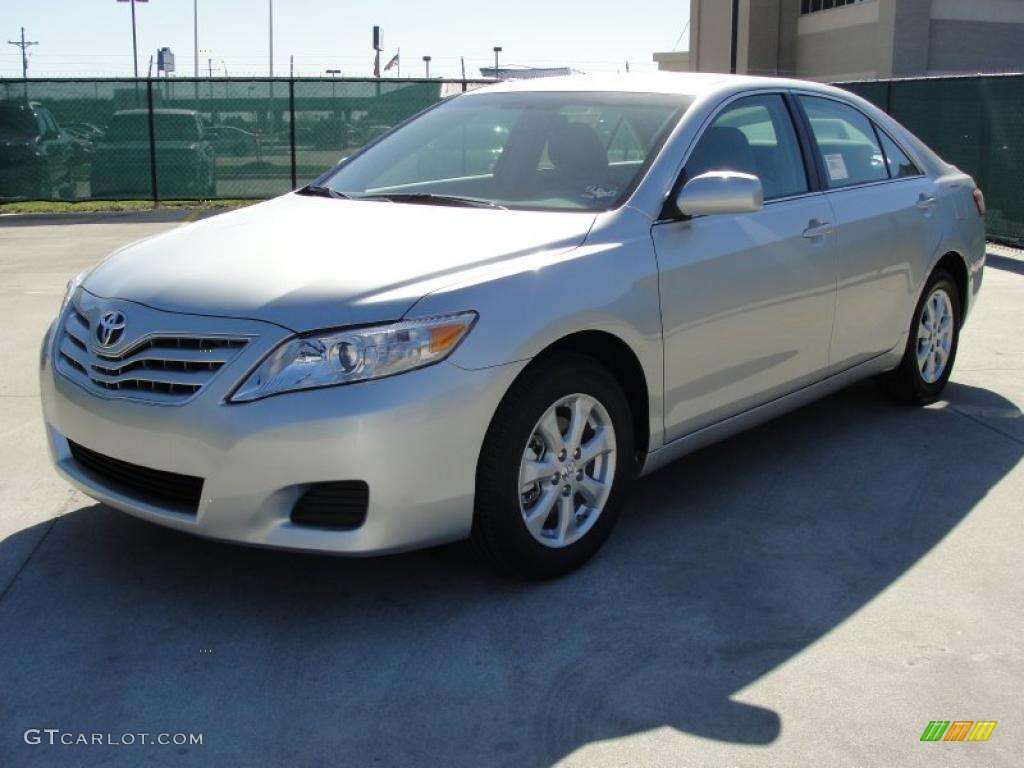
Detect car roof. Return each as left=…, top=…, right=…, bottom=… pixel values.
left=112, top=108, right=200, bottom=116
left=464, top=72, right=853, bottom=100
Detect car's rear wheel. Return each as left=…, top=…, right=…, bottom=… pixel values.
left=877, top=269, right=961, bottom=404
left=471, top=354, right=634, bottom=578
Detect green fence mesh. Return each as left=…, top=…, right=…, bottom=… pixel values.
left=840, top=74, right=1024, bottom=246
left=2, top=75, right=1021, bottom=245
left=0, top=77, right=476, bottom=204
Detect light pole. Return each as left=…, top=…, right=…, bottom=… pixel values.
left=493, top=46, right=502, bottom=75
left=326, top=69, right=340, bottom=99
left=268, top=0, right=275, bottom=135
left=130, top=0, right=139, bottom=77
left=193, top=0, right=199, bottom=103
left=422, top=55, right=431, bottom=79
left=268, top=0, right=274, bottom=77
left=193, top=0, right=198, bottom=77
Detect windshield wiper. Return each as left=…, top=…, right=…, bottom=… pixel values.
left=356, top=193, right=507, bottom=210
left=298, top=184, right=350, bottom=199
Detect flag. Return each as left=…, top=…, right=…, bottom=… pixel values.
left=384, top=52, right=400, bottom=72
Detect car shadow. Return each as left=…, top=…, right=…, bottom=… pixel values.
left=1, top=380, right=1020, bottom=767
left=986, top=252, right=1024, bottom=276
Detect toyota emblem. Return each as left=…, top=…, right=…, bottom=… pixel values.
left=96, top=310, right=127, bottom=347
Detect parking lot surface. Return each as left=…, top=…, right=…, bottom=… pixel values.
left=1, top=211, right=1022, bottom=767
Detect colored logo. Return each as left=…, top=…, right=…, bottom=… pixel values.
left=921, top=721, right=997, bottom=742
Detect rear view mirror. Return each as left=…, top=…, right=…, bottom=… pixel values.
left=676, top=171, right=764, bottom=217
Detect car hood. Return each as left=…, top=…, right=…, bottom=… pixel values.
left=83, top=194, right=596, bottom=332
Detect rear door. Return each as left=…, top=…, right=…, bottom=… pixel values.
left=652, top=92, right=838, bottom=441
left=797, top=94, right=937, bottom=371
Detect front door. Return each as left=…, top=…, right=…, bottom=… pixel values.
left=653, top=93, right=838, bottom=442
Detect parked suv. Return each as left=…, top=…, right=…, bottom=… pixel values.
left=41, top=74, right=985, bottom=577
left=90, top=109, right=216, bottom=198
left=0, top=100, right=76, bottom=199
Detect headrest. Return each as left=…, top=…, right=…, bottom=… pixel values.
left=548, top=122, right=608, bottom=180
left=687, top=125, right=757, bottom=178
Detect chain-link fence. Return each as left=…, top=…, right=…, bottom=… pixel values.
left=0, top=77, right=487, bottom=203
left=839, top=73, right=1024, bottom=246
left=4, top=74, right=1022, bottom=246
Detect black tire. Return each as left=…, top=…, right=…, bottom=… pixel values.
left=471, top=354, right=635, bottom=579
left=876, top=268, right=961, bottom=404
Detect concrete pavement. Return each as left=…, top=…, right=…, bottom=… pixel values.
left=0, top=212, right=1021, bottom=767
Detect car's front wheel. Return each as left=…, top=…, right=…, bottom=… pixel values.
left=472, top=354, right=634, bottom=578
left=877, top=268, right=962, bottom=404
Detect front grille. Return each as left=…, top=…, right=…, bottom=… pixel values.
left=68, top=440, right=204, bottom=514
left=291, top=482, right=369, bottom=529
left=56, top=306, right=247, bottom=404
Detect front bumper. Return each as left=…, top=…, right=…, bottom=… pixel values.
left=40, top=313, right=525, bottom=555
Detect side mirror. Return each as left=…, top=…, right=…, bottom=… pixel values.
left=676, top=171, right=764, bottom=217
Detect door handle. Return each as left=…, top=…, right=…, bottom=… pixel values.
left=802, top=221, right=833, bottom=239
left=916, top=194, right=938, bottom=210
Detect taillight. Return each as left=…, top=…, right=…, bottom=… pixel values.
left=973, top=188, right=986, bottom=217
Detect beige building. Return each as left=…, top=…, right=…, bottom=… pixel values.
left=655, top=0, right=1024, bottom=81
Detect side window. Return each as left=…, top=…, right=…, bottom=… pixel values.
left=686, top=94, right=808, bottom=201
left=800, top=96, right=887, bottom=188
left=877, top=129, right=921, bottom=178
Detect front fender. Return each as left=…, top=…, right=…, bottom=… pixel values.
left=407, top=215, right=666, bottom=449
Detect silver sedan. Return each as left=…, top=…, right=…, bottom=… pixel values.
left=40, top=73, right=986, bottom=577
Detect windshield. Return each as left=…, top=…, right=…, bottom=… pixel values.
left=0, top=104, right=39, bottom=139
left=318, top=91, right=691, bottom=212
left=105, top=113, right=201, bottom=142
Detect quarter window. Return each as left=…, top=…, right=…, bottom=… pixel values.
left=685, top=94, right=808, bottom=201
left=800, top=96, right=888, bottom=188
left=877, top=129, right=921, bottom=178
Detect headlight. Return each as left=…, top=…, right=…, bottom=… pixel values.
left=229, top=311, right=477, bottom=402
left=60, top=270, right=88, bottom=314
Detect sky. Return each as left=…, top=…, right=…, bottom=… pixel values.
left=1, top=0, right=690, bottom=80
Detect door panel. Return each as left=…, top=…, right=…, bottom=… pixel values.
left=653, top=195, right=837, bottom=441
left=826, top=179, right=936, bottom=369
left=797, top=95, right=938, bottom=370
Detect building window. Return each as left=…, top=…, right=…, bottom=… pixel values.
left=800, top=0, right=868, bottom=14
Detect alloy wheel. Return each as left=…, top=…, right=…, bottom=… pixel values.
left=917, top=287, right=954, bottom=384
left=518, top=393, right=616, bottom=548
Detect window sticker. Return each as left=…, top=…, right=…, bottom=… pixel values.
left=825, top=153, right=849, bottom=182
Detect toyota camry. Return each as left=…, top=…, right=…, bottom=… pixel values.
left=40, top=73, right=986, bottom=577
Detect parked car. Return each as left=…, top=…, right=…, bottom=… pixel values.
left=358, top=122, right=392, bottom=144
left=0, top=100, right=76, bottom=199
left=90, top=109, right=216, bottom=198
left=41, top=74, right=985, bottom=577
left=206, top=124, right=258, bottom=158
left=307, top=117, right=358, bottom=149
